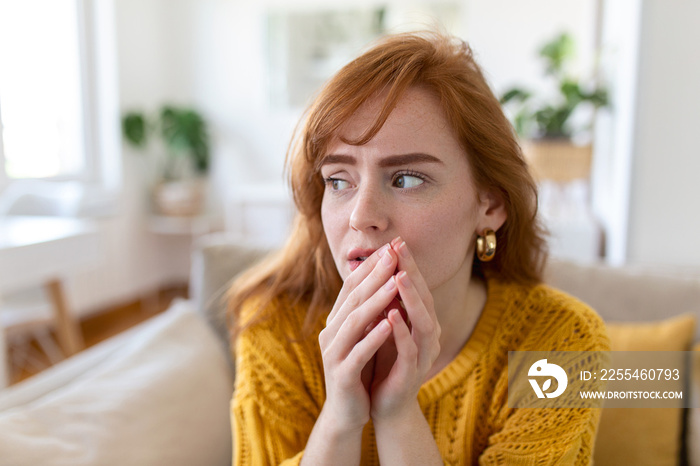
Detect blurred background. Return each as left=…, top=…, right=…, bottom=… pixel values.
left=0, top=0, right=698, bottom=381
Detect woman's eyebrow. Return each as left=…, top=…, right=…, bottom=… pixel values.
left=320, top=153, right=443, bottom=168
left=321, top=154, right=356, bottom=167
left=377, top=153, right=444, bottom=168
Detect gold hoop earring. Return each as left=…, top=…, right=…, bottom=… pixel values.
left=476, top=229, right=497, bottom=262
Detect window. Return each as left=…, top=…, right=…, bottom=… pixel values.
left=0, top=0, right=88, bottom=182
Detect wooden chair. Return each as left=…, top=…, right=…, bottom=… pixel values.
left=0, top=180, right=87, bottom=383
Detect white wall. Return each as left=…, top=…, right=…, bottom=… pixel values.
left=187, top=0, right=298, bottom=216
left=111, top=0, right=199, bottom=287
left=68, top=0, right=197, bottom=316
left=625, top=0, right=700, bottom=266
left=463, top=0, right=598, bottom=96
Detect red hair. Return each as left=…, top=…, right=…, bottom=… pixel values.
left=228, top=31, right=547, bottom=337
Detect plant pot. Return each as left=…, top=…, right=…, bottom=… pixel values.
left=153, top=179, right=205, bottom=217
left=521, top=140, right=592, bottom=182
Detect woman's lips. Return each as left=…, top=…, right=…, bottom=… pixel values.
left=347, top=248, right=377, bottom=272
left=349, top=259, right=364, bottom=272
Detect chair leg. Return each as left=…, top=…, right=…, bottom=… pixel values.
left=34, top=328, right=64, bottom=365
left=0, top=328, right=7, bottom=389
left=44, top=279, right=84, bottom=356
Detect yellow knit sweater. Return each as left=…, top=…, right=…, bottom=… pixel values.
left=231, top=278, right=610, bottom=465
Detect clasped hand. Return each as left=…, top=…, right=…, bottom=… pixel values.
left=318, top=237, right=441, bottom=432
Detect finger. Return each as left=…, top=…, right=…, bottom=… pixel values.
left=387, top=309, right=419, bottom=380
left=320, top=274, right=398, bottom=359
left=326, top=247, right=397, bottom=340
left=332, top=276, right=399, bottom=353
left=326, top=246, right=398, bottom=333
left=396, top=270, right=440, bottom=354
left=363, top=312, right=385, bottom=338
left=393, top=240, right=434, bottom=319
left=327, top=243, right=391, bottom=324
left=344, top=318, right=392, bottom=377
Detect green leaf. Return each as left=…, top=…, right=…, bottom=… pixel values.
left=586, top=88, right=609, bottom=108
left=500, top=88, right=532, bottom=105
left=122, top=105, right=210, bottom=175
left=160, top=106, right=210, bottom=173
left=498, top=31, right=610, bottom=140
left=121, top=113, right=148, bottom=147
left=539, top=32, right=575, bottom=76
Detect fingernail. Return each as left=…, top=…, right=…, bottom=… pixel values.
left=379, top=319, right=390, bottom=332
left=391, top=236, right=402, bottom=247
left=382, top=249, right=394, bottom=266
left=398, top=241, right=410, bottom=259
left=378, top=243, right=390, bottom=257
left=384, top=276, right=396, bottom=291
left=398, top=270, right=411, bottom=288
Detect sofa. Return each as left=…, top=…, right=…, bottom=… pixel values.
left=0, top=232, right=698, bottom=466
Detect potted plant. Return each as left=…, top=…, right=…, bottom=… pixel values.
left=500, top=32, right=608, bottom=182
left=122, top=106, right=210, bottom=216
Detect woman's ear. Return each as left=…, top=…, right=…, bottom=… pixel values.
left=477, top=189, right=507, bottom=233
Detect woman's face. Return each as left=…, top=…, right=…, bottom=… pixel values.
left=320, top=87, right=505, bottom=300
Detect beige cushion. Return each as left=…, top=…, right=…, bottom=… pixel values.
left=0, top=301, right=234, bottom=466
left=593, top=314, right=696, bottom=466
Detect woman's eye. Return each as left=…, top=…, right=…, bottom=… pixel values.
left=325, top=178, right=351, bottom=191
left=393, top=174, right=424, bottom=189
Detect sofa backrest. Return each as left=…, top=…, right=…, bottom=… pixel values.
left=189, top=233, right=272, bottom=362
left=545, top=259, right=700, bottom=343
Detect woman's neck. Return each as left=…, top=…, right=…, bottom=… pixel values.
left=427, top=272, right=488, bottom=381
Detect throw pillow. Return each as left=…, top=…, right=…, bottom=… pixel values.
left=687, top=342, right=700, bottom=466
left=0, top=301, right=235, bottom=466
left=593, top=313, right=696, bottom=466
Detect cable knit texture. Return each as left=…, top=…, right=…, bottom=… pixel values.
left=231, top=278, right=610, bottom=465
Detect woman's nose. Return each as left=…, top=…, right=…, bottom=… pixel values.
left=349, top=185, right=389, bottom=232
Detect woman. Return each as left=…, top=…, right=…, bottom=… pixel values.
left=228, top=31, right=609, bottom=465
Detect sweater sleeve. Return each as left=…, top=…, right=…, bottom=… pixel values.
left=479, top=286, right=611, bottom=465
left=231, top=304, right=324, bottom=466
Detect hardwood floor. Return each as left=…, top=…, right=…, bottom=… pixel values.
left=7, top=284, right=188, bottom=386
